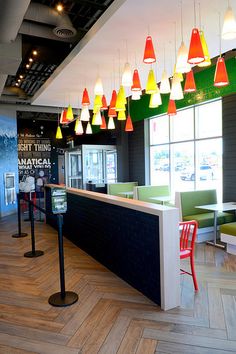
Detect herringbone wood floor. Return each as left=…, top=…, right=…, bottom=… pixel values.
left=0, top=214, right=236, bottom=354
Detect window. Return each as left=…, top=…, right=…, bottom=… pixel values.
left=148, top=99, right=222, bottom=201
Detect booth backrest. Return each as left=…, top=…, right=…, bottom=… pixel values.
left=180, top=189, right=217, bottom=217
left=134, top=185, right=170, bottom=203
left=107, top=182, right=138, bottom=196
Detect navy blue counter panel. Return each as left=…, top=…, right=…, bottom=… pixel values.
left=63, top=193, right=161, bottom=305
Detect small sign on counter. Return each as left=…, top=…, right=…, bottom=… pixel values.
left=51, top=187, right=67, bottom=214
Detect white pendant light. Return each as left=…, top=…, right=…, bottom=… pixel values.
left=93, top=110, right=102, bottom=125
left=75, top=120, right=83, bottom=135
left=122, top=62, right=133, bottom=87
left=86, top=122, right=92, bottom=134
left=94, top=76, right=104, bottom=95
left=80, top=106, right=90, bottom=121
left=170, top=73, right=184, bottom=100
left=149, top=89, right=162, bottom=108
left=131, top=91, right=141, bottom=100
left=160, top=70, right=171, bottom=93
left=108, top=116, right=115, bottom=129
left=222, top=6, right=236, bottom=39
left=176, top=41, right=191, bottom=73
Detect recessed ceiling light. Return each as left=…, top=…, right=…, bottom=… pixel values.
left=26, top=64, right=30, bottom=68
left=15, top=82, right=19, bottom=86
left=19, top=75, right=23, bottom=79
left=17, top=79, right=21, bottom=82
left=32, top=50, right=38, bottom=56
left=29, top=58, right=33, bottom=62
left=56, top=3, right=63, bottom=12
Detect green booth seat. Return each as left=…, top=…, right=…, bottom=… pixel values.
left=220, top=222, right=236, bottom=255
left=107, top=182, right=138, bottom=198
left=133, top=185, right=171, bottom=205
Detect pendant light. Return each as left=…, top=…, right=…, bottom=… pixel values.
left=131, top=69, right=142, bottom=91
left=222, top=5, right=236, bottom=39
left=170, top=73, right=184, bottom=100
left=101, top=95, right=108, bottom=110
left=122, top=62, right=133, bottom=87
left=125, top=114, right=134, bottom=132
left=146, top=69, right=157, bottom=94
left=86, top=122, right=92, bottom=134
left=198, top=31, right=211, bottom=67
left=149, top=88, right=162, bottom=108
left=187, top=1, right=204, bottom=64
left=167, top=99, right=177, bottom=116
left=160, top=70, right=170, bottom=93
left=108, top=90, right=117, bottom=117
left=92, top=110, right=102, bottom=125
left=184, top=69, right=196, bottom=92
left=214, top=15, right=229, bottom=87
left=66, top=104, right=74, bottom=121
left=56, top=125, right=63, bottom=139
left=94, top=76, right=103, bottom=95
left=143, top=35, right=156, bottom=63
left=176, top=2, right=191, bottom=74
left=108, top=116, right=115, bottom=129
left=81, top=88, right=90, bottom=106
left=100, top=115, right=107, bottom=129
left=131, top=91, right=141, bottom=100
left=94, top=95, right=103, bottom=109
left=60, top=109, right=68, bottom=124
left=117, top=110, right=126, bottom=121
left=75, top=119, right=83, bottom=135
left=80, top=106, right=90, bottom=121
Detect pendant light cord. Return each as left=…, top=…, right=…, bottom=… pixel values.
left=199, top=2, right=202, bottom=30
left=218, top=12, right=222, bottom=56
left=180, top=1, right=183, bottom=41
left=194, top=0, right=196, bottom=28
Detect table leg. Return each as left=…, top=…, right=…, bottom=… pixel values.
left=206, top=210, right=225, bottom=249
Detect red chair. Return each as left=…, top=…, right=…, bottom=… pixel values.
left=179, top=220, right=198, bottom=291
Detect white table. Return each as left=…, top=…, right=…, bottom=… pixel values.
left=150, top=196, right=171, bottom=205
left=195, top=202, right=236, bottom=248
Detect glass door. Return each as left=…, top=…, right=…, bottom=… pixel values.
left=67, top=151, right=82, bottom=189
left=104, top=150, right=117, bottom=183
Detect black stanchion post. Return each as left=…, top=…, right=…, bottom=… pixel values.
left=48, top=214, right=78, bottom=307
left=24, top=201, right=44, bottom=258
left=12, top=193, right=28, bottom=238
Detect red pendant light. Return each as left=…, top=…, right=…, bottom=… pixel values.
left=131, top=69, right=141, bottom=91
left=101, top=95, right=108, bottom=110
left=82, top=88, right=90, bottom=106
left=184, top=70, right=196, bottom=92
left=108, top=90, right=117, bottom=117
left=100, top=114, right=107, bottom=129
left=214, top=57, right=229, bottom=87
left=143, top=35, right=156, bottom=64
left=187, top=28, right=204, bottom=64
left=60, top=109, right=69, bottom=124
left=125, top=114, right=134, bottom=132
left=167, top=99, right=177, bottom=116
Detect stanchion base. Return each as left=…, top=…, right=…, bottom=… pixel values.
left=12, top=233, right=28, bottom=238
left=206, top=241, right=226, bottom=249
left=24, top=250, right=44, bottom=258
left=48, top=291, right=78, bottom=307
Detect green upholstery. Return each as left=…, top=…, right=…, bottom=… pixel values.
left=135, top=185, right=170, bottom=204
left=181, top=189, right=217, bottom=217
left=220, top=222, right=236, bottom=237
left=184, top=211, right=234, bottom=228
left=107, top=182, right=138, bottom=197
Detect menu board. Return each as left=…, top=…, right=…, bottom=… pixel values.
left=18, top=133, right=51, bottom=193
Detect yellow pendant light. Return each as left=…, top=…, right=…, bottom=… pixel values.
left=94, top=95, right=103, bottom=109
left=117, top=110, right=126, bottom=121
left=75, top=120, right=83, bottom=135
left=92, top=110, right=102, bottom=125
left=145, top=69, right=157, bottom=94
left=116, top=86, right=126, bottom=111
left=149, top=89, right=162, bottom=108
left=173, top=64, right=184, bottom=82
left=198, top=30, right=211, bottom=67
left=66, top=104, right=74, bottom=121
left=56, top=125, right=63, bottom=139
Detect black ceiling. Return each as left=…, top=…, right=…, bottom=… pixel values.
left=5, top=0, right=114, bottom=100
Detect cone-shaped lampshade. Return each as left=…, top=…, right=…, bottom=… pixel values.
left=174, top=64, right=184, bottom=81
left=167, top=99, right=177, bottom=116
left=184, top=69, right=196, bottom=92
left=117, top=110, right=126, bottom=121
left=92, top=110, right=102, bottom=125
left=110, top=90, right=117, bottom=109
left=222, top=6, right=236, bottom=40
left=80, top=106, right=90, bottom=121
left=116, top=96, right=126, bottom=111
left=122, top=62, right=133, bottom=87
left=86, top=122, right=92, bottom=134
left=75, top=120, right=83, bottom=135
left=108, top=106, right=117, bottom=117
left=94, top=95, right=103, bottom=109
left=160, top=70, right=171, bottom=93
left=176, top=41, right=191, bottom=73
left=66, top=104, right=74, bottom=121
left=131, top=69, right=141, bottom=91
left=60, top=109, right=68, bottom=124
left=94, top=76, right=103, bottom=95
left=214, top=57, right=229, bottom=87
left=170, top=73, right=184, bottom=100
left=82, top=88, right=90, bottom=106
left=56, top=125, right=63, bottom=139
left=198, top=31, right=211, bottom=67
left=143, top=35, right=156, bottom=63
left=131, top=91, right=141, bottom=100
left=74, top=118, right=79, bottom=131
left=146, top=69, right=157, bottom=94
left=187, top=28, right=205, bottom=64
left=100, top=115, right=107, bottom=129
left=101, top=95, right=108, bottom=110
left=125, top=114, right=134, bottom=132
left=149, top=89, right=162, bottom=108
left=108, top=116, right=115, bottom=129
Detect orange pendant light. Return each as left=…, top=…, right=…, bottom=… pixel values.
left=131, top=69, right=141, bottom=91
left=143, top=35, right=156, bottom=64
left=125, top=114, right=134, bottom=132
left=214, top=57, right=229, bottom=87
left=108, top=90, right=117, bottom=117
left=187, top=28, right=204, bottom=64
left=82, top=88, right=90, bottom=106
left=167, top=99, right=177, bottom=116
left=100, top=114, right=107, bottom=129
left=184, top=70, right=196, bottom=92
left=60, top=109, right=68, bottom=124
left=101, top=95, right=108, bottom=110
